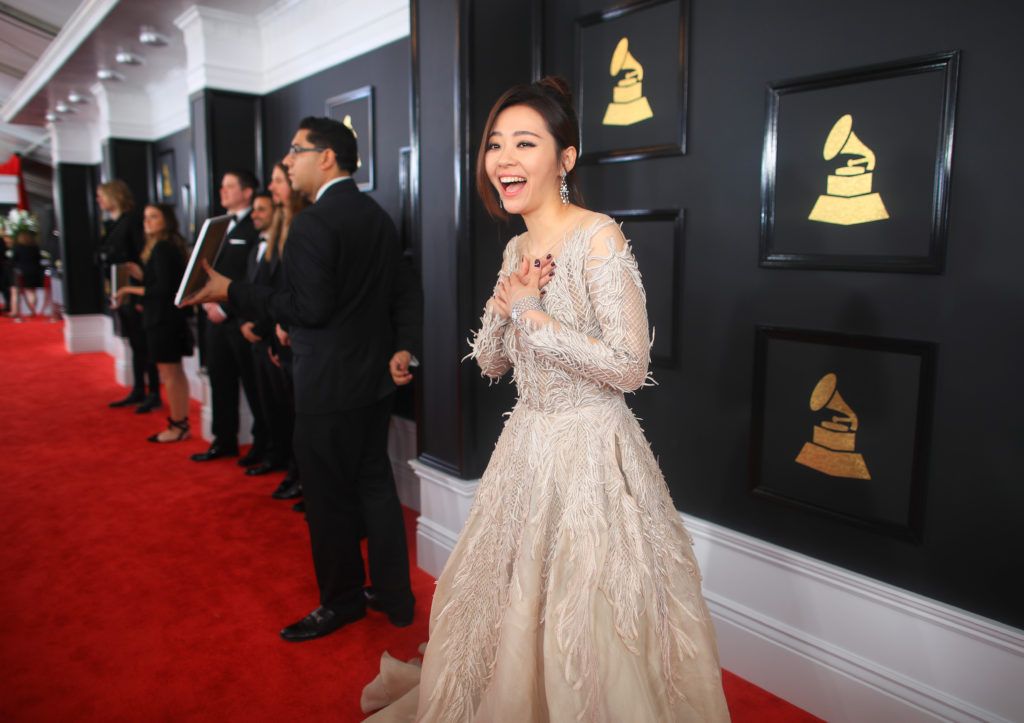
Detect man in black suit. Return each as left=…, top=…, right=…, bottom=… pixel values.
left=187, top=117, right=421, bottom=641
left=191, top=170, right=268, bottom=466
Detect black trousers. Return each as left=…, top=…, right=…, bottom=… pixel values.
left=294, top=393, right=413, bottom=616
left=205, top=320, right=266, bottom=448
left=119, top=306, right=159, bottom=396
left=251, top=343, right=293, bottom=468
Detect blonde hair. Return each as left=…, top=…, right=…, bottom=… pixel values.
left=265, top=192, right=309, bottom=260
left=98, top=180, right=135, bottom=214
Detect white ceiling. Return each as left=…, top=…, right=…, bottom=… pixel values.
left=0, top=0, right=283, bottom=161
left=0, top=0, right=81, bottom=161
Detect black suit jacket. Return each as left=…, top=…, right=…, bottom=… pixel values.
left=228, top=179, right=420, bottom=414
left=212, top=211, right=258, bottom=322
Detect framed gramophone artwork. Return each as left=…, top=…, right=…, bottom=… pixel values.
left=748, top=326, right=936, bottom=540
left=326, top=85, right=375, bottom=191
left=155, top=148, right=177, bottom=203
left=575, top=0, right=689, bottom=164
left=603, top=208, right=683, bottom=366
left=760, top=51, right=960, bottom=273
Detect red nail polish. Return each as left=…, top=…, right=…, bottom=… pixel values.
left=533, top=259, right=541, bottom=267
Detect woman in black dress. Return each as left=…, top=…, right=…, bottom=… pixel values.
left=97, top=180, right=162, bottom=412
left=115, top=204, right=193, bottom=442
left=8, top=230, right=43, bottom=320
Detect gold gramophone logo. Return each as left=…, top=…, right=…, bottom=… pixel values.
left=795, top=372, right=871, bottom=479
left=602, top=37, right=653, bottom=126
left=342, top=114, right=363, bottom=170
left=161, top=164, right=173, bottom=199
left=808, top=114, right=889, bottom=226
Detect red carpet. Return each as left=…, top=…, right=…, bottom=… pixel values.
left=0, top=317, right=819, bottom=722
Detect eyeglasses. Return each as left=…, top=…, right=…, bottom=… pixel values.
left=286, top=144, right=326, bottom=156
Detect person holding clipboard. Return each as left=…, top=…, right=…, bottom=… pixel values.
left=189, top=171, right=268, bottom=466
left=184, top=117, right=421, bottom=642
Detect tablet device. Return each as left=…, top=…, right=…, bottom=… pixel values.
left=174, top=214, right=232, bottom=307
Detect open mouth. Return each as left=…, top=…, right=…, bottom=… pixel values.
left=499, top=175, right=527, bottom=197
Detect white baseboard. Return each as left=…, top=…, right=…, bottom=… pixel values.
left=389, top=416, right=420, bottom=510
left=98, top=320, right=250, bottom=443
left=408, top=462, right=1024, bottom=723
left=63, top=313, right=109, bottom=353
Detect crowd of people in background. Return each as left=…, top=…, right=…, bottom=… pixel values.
left=1, top=208, right=47, bottom=321
left=102, top=115, right=423, bottom=638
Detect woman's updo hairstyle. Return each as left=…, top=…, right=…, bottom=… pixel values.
left=476, top=75, right=583, bottom=220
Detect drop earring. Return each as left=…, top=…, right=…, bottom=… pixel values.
left=559, top=171, right=569, bottom=206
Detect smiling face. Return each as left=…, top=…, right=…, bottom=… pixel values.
left=484, top=104, right=569, bottom=218
left=251, top=196, right=274, bottom=231
left=269, top=165, right=291, bottom=205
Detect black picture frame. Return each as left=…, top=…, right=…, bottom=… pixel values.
left=575, top=0, right=689, bottom=164
left=325, top=85, right=375, bottom=192
left=155, top=149, right=177, bottom=203
left=604, top=208, right=683, bottom=366
left=749, top=326, right=936, bottom=541
left=760, top=51, right=960, bottom=273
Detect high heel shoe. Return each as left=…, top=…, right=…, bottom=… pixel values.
left=147, top=417, right=190, bottom=443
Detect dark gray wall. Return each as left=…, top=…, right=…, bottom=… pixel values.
left=261, top=38, right=411, bottom=227
left=152, top=127, right=192, bottom=239
left=530, top=0, right=1022, bottom=627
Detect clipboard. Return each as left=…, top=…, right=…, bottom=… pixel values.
left=174, top=214, right=232, bottom=307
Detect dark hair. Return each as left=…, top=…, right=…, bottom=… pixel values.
left=476, top=76, right=583, bottom=220
left=224, top=169, right=259, bottom=194
left=298, top=116, right=359, bottom=174
left=253, top=190, right=273, bottom=203
left=143, top=203, right=186, bottom=259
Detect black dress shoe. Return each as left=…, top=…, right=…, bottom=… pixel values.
left=109, top=390, right=146, bottom=408
left=271, top=478, right=302, bottom=500
left=237, top=447, right=266, bottom=467
left=135, top=393, right=162, bottom=414
left=245, top=461, right=285, bottom=477
left=363, top=587, right=414, bottom=628
left=280, top=606, right=364, bottom=642
left=190, top=441, right=239, bottom=462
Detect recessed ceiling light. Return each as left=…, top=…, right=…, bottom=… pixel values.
left=45, top=112, right=60, bottom=122
left=139, top=26, right=168, bottom=46
left=96, top=68, right=125, bottom=81
left=55, top=102, right=74, bottom=114
left=115, top=50, right=144, bottom=65
left=67, top=90, right=89, bottom=105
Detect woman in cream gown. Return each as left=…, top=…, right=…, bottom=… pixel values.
left=362, top=78, right=730, bottom=723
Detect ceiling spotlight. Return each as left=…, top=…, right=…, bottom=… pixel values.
left=96, top=68, right=125, bottom=81
left=139, top=26, right=168, bottom=46
left=67, top=90, right=90, bottom=105
left=45, top=111, right=60, bottom=122
left=115, top=50, right=144, bottom=65
left=55, top=101, right=75, bottom=114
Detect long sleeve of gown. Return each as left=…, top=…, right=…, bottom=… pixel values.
left=519, top=228, right=652, bottom=393
left=467, top=242, right=515, bottom=381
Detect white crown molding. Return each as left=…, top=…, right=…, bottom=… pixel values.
left=174, top=5, right=263, bottom=97
left=49, top=120, right=101, bottom=165
left=261, top=2, right=409, bottom=94
left=409, top=461, right=1024, bottom=723
left=1, top=0, right=120, bottom=123
left=174, top=0, right=408, bottom=97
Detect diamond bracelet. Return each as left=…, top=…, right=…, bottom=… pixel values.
left=510, top=295, right=543, bottom=327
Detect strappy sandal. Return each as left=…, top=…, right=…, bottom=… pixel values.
left=147, top=417, right=190, bottom=443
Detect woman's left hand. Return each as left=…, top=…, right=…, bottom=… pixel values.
left=124, top=262, right=143, bottom=279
